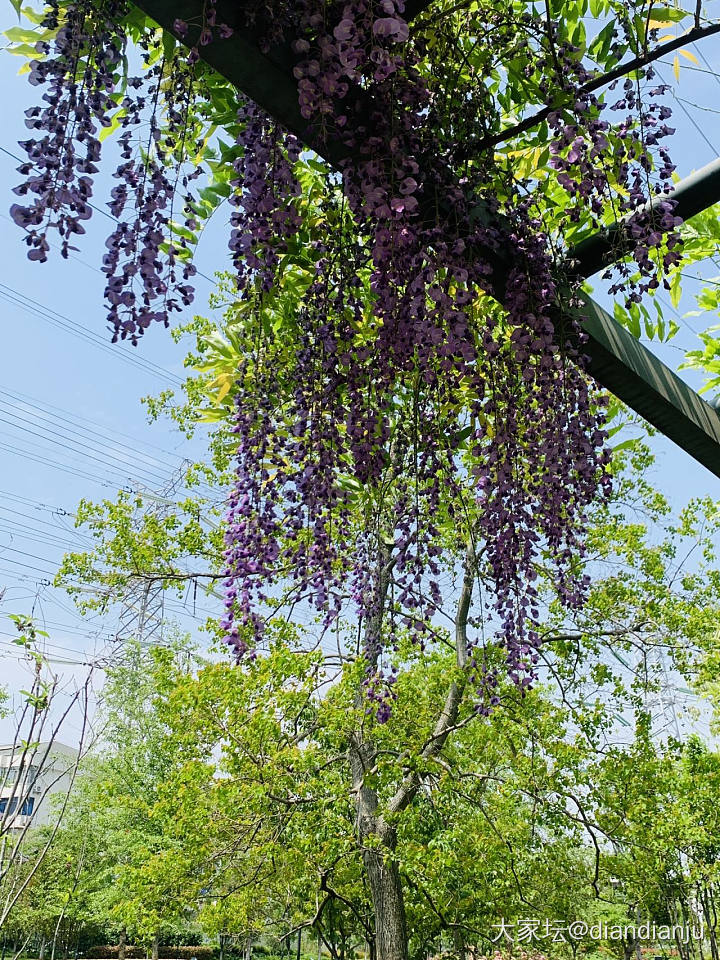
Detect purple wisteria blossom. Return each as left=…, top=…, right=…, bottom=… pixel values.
left=10, top=0, right=681, bottom=718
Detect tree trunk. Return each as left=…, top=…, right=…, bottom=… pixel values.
left=119, top=931, right=127, bottom=960
left=152, top=935, right=160, bottom=960
left=349, top=735, right=408, bottom=960
left=452, top=927, right=465, bottom=960
left=362, top=842, right=408, bottom=960
left=347, top=541, right=473, bottom=960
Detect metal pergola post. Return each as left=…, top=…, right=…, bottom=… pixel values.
left=133, top=0, right=720, bottom=477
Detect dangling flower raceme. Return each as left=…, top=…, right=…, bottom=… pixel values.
left=9, top=0, right=680, bottom=712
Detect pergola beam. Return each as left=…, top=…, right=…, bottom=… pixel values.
left=145, top=1, right=348, bottom=164
left=133, top=0, right=720, bottom=478
left=570, top=156, right=720, bottom=279
left=404, top=0, right=435, bottom=19
left=578, top=297, right=720, bottom=476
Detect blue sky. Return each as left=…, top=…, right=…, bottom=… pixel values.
left=0, top=14, right=719, bottom=743
left=0, top=28, right=230, bottom=739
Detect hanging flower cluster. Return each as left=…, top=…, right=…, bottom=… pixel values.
left=9, top=0, right=681, bottom=709
left=11, top=0, right=126, bottom=261
left=219, top=0, right=674, bottom=705
left=10, top=0, right=234, bottom=342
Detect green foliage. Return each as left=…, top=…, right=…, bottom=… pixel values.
left=6, top=5, right=720, bottom=953
left=3, top=639, right=206, bottom=951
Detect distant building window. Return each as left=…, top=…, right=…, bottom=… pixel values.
left=1, top=766, right=38, bottom=787
left=0, top=796, right=35, bottom=816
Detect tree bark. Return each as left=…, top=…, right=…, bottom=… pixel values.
left=349, top=532, right=409, bottom=960
left=348, top=539, right=474, bottom=960
left=349, top=733, right=408, bottom=960
left=118, top=931, right=127, bottom=960
left=152, top=935, right=160, bottom=960
left=452, top=927, right=465, bottom=960
left=362, top=843, right=407, bottom=960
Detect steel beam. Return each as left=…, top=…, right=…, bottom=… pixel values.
left=578, top=297, right=720, bottom=476
left=405, top=0, right=435, bottom=18
left=570, top=156, right=720, bottom=279
left=139, top=0, right=349, bottom=164
left=132, top=0, right=720, bottom=478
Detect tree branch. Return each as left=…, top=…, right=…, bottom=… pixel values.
left=387, top=543, right=475, bottom=815
left=463, top=22, right=720, bottom=158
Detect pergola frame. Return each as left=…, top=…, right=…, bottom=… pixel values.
left=134, top=0, right=720, bottom=477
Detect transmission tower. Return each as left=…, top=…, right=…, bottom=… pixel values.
left=114, top=464, right=190, bottom=646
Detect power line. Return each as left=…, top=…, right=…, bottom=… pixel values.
left=0, top=404, right=182, bottom=489
left=656, top=64, right=720, bottom=160
left=691, top=43, right=720, bottom=93
left=0, top=415, right=173, bottom=490
left=0, top=403, right=218, bottom=509
left=0, top=545, right=66, bottom=569
left=0, top=434, right=218, bottom=521
left=0, top=387, right=188, bottom=473
left=0, top=503, right=84, bottom=534
left=0, top=557, right=57, bottom=577
left=0, top=413, right=186, bottom=490
left=0, top=283, right=184, bottom=386
left=0, top=636, right=107, bottom=668
left=0, top=524, right=83, bottom=553
left=0, top=436, right=143, bottom=489
left=0, top=489, right=77, bottom=516
left=0, top=520, right=89, bottom=556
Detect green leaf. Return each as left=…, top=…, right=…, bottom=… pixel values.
left=669, top=270, right=683, bottom=309
left=4, top=24, right=45, bottom=42
left=648, top=5, right=691, bottom=22
left=5, top=40, right=43, bottom=57
left=162, top=28, right=176, bottom=62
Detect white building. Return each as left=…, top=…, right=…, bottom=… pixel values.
left=0, top=741, right=79, bottom=830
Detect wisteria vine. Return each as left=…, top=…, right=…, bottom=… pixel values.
left=9, top=0, right=684, bottom=712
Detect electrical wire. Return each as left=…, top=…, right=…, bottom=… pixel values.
left=0, top=143, right=218, bottom=287
left=691, top=43, right=720, bottom=93
left=0, top=282, right=185, bottom=386
left=0, top=386, right=191, bottom=468
left=0, top=503, right=84, bottom=535
left=0, top=524, right=83, bottom=553
left=0, top=558, right=57, bottom=577
left=0, top=489, right=77, bottom=516
left=656, top=64, right=720, bottom=159
left=0, top=504, right=87, bottom=559
left=0, top=436, right=143, bottom=489
left=0, top=415, right=173, bottom=489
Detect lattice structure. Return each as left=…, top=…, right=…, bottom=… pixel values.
left=114, top=464, right=189, bottom=645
